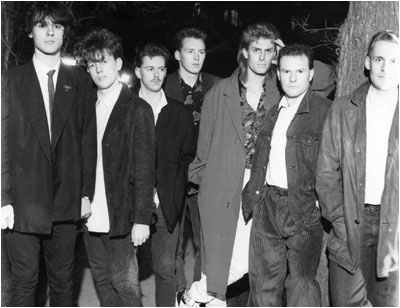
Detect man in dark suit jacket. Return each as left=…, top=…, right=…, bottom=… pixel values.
left=1, top=3, right=96, bottom=306
left=163, top=28, right=220, bottom=299
left=134, top=43, right=195, bottom=307
left=73, top=28, right=156, bottom=306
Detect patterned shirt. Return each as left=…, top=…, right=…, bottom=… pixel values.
left=238, top=77, right=267, bottom=169
left=181, top=75, right=204, bottom=145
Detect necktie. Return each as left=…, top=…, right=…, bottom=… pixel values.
left=47, top=69, right=56, bottom=133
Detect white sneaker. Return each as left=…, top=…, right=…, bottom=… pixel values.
left=179, top=290, right=205, bottom=307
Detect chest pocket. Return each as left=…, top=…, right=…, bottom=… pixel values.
left=294, top=134, right=320, bottom=146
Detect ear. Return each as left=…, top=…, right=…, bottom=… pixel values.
left=365, top=56, right=371, bottom=71
left=242, top=48, right=249, bottom=59
left=28, top=32, right=33, bottom=39
left=277, top=69, right=281, bottom=81
left=116, top=57, right=123, bottom=71
left=174, top=50, right=181, bottom=61
left=309, top=68, right=314, bottom=82
left=134, top=67, right=141, bottom=79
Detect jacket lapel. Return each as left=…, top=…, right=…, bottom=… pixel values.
left=51, top=63, right=75, bottom=149
left=223, top=71, right=245, bottom=149
left=103, top=84, right=132, bottom=141
left=156, top=103, right=171, bottom=142
left=18, top=61, right=52, bottom=163
left=165, top=71, right=183, bottom=102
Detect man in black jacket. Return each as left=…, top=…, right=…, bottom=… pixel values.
left=135, top=43, right=195, bottom=307
left=164, top=28, right=220, bottom=300
left=1, top=3, right=96, bottom=306
left=74, top=29, right=156, bottom=306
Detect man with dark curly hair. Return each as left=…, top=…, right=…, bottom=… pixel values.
left=74, top=29, right=156, bottom=306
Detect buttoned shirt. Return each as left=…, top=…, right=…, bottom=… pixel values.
left=266, top=92, right=306, bottom=188
left=87, top=82, right=122, bottom=233
left=139, top=89, right=168, bottom=208
left=365, top=86, right=398, bottom=204
left=32, top=55, right=61, bottom=139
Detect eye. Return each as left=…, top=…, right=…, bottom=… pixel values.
left=160, top=67, right=166, bottom=72
left=373, top=58, right=383, bottom=63
left=199, top=50, right=206, bottom=55
left=54, top=24, right=63, bottom=30
left=88, top=63, right=95, bottom=69
left=389, top=58, right=397, bottom=64
left=146, top=67, right=153, bottom=72
left=36, top=23, right=46, bottom=28
left=265, top=49, right=273, bottom=54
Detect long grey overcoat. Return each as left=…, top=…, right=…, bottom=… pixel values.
left=188, top=68, right=281, bottom=296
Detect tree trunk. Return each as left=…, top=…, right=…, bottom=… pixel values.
left=336, top=1, right=399, bottom=98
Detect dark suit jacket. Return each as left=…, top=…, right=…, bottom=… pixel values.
left=155, top=96, right=195, bottom=232
left=1, top=60, right=97, bottom=234
left=164, top=70, right=221, bottom=103
left=102, top=84, right=156, bottom=237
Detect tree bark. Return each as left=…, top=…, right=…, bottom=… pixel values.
left=336, top=1, right=399, bottom=98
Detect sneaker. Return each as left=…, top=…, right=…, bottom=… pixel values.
left=179, top=289, right=205, bottom=307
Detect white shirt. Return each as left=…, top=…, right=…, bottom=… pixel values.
left=266, top=93, right=306, bottom=188
left=86, top=82, right=122, bottom=233
left=365, top=86, right=397, bottom=204
left=139, top=89, right=168, bottom=208
left=32, top=55, right=61, bottom=140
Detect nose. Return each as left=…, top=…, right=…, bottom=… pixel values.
left=381, top=59, right=386, bottom=71
left=194, top=51, right=200, bottom=60
left=289, top=72, right=296, bottom=82
left=46, top=24, right=54, bottom=36
left=95, top=63, right=102, bottom=73
left=259, top=51, right=265, bottom=61
left=154, top=69, right=160, bottom=78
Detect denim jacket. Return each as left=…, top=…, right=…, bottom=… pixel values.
left=242, top=88, right=331, bottom=228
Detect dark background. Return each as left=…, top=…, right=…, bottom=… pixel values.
left=3, top=1, right=349, bottom=77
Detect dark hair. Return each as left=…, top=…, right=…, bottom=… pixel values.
left=134, top=43, right=170, bottom=68
left=367, top=30, right=399, bottom=56
left=73, top=28, right=123, bottom=65
left=174, top=27, right=207, bottom=51
left=237, top=22, right=281, bottom=82
left=25, top=2, right=74, bottom=36
left=278, top=44, right=314, bottom=69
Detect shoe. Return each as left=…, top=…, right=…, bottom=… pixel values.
left=176, top=289, right=185, bottom=307
left=179, top=289, right=205, bottom=307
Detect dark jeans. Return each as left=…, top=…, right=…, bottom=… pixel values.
left=84, top=228, right=140, bottom=307
left=176, top=193, right=202, bottom=291
left=5, top=221, right=77, bottom=307
left=151, top=205, right=181, bottom=306
left=330, top=205, right=399, bottom=307
left=248, top=185, right=323, bottom=307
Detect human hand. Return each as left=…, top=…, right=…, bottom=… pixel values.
left=81, top=197, right=92, bottom=219
left=1, top=204, right=14, bottom=229
left=131, top=223, right=150, bottom=246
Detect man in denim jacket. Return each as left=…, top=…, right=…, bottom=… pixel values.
left=242, top=44, right=331, bottom=306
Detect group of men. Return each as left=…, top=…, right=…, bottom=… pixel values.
left=1, top=2, right=398, bottom=307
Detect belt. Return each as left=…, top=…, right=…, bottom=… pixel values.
left=364, top=203, right=380, bottom=208
left=266, top=184, right=288, bottom=196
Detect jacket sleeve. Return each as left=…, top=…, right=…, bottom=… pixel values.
left=81, top=76, right=97, bottom=199
left=132, top=103, right=156, bottom=225
left=1, top=73, right=13, bottom=206
left=188, top=87, right=216, bottom=185
left=315, top=101, right=344, bottom=224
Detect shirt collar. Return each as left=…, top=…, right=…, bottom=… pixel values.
left=97, top=82, right=122, bottom=108
left=180, top=73, right=202, bottom=88
left=32, top=54, right=61, bottom=77
left=279, top=92, right=307, bottom=110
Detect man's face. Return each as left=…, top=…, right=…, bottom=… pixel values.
left=365, top=40, right=399, bottom=92
left=243, top=38, right=275, bottom=76
left=174, top=38, right=206, bottom=75
left=87, top=50, right=122, bottom=91
left=135, top=56, right=167, bottom=93
left=277, top=55, right=314, bottom=99
left=29, top=17, right=64, bottom=56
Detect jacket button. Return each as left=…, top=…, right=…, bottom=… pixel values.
left=255, top=190, right=260, bottom=195
left=234, top=139, right=238, bottom=143
left=354, top=219, right=360, bottom=224
left=226, top=202, right=231, bottom=208
left=263, top=166, right=267, bottom=170
left=105, top=143, right=110, bottom=147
